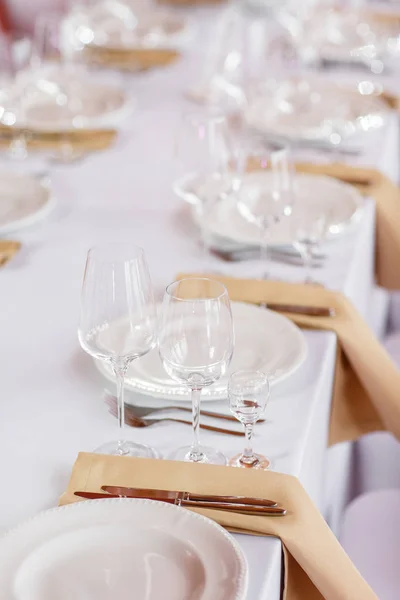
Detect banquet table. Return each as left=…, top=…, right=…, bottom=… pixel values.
left=1, top=5, right=400, bottom=599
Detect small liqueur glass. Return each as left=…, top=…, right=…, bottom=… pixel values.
left=228, top=369, right=271, bottom=469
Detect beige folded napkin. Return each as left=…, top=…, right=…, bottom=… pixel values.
left=0, top=125, right=117, bottom=152
left=83, top=46, right=180, bottom=71
left=177, top=275, right=400, bottom=445
left=290, top=162, right=400, bottom=290
left=0, top=240, right=21, bottom=267
left=60, top=452, right=377, bottom=600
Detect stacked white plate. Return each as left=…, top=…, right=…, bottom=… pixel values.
left=244, top=79, right=387, bottom=143
left=0, top=67, right=133, bottom=131
left=95, top=301, right=308, bottom=401
left=0, top=499, right=248, bottom=600
left=182, top=171, right=365, bottom=249
left=0, top=171, right=54, bottom=234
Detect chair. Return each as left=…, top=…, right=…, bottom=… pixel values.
left=340, top=489, right=400, bottom=600
left=2, top=0, right=65, bottom=34
left=0, top=2, right=11, bottom=33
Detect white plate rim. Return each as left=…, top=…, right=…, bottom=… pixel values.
left=192, top=172, right=365, bottom=248
left=93, top=301, right=308, bottom=402
left=16, top=78, right=135, bottom=131
left=0, top=498, right=249, bottom=600
left=244, top=81, right=388, bottom=141
left=0, top=173, right=55, bottom=235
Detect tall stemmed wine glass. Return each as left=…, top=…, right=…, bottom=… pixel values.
left=159, top=278, right=234, bottom=464
left=173, top=111, right=240, bottom=255
left=292, top=200, right=331, bottom=285
left=78, top=243, right=158, bottom=457
left=236, top=138, right=295, bottom=279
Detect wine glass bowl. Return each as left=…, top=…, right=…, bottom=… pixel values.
left=159, top=278, right=234, bottom=464
left=228, top=370, right=271, bottom=469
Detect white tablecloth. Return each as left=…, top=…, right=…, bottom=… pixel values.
left=1, top=7, right=399, bottom=598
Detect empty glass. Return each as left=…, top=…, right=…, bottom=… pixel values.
left=78, top=243, right=158, bottom=457
left=159, top=278, right=234, bottom=465
left=292, top=200, right=331, bottom=284
left=228, top=370, right=271, bottom=469
left=236, top=139, right=295, bottom=278
left=0, top=32, right=33, bottom=160
left=173, top=111, right=240, bottom=254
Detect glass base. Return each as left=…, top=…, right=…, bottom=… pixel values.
left=229, top=453, right=271, bottom=470
left=168, top=445, right=227, bottom=465
left=94, top=440, right=160, bottom=459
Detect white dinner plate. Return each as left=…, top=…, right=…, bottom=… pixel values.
left=0, top=171, right=54, bottom=235
left=244, top=79, right=387, bottom=142
left=95, top=301, right=307, bottom=401
left=0, top=498, right=248, bottom=600
left=0, top=68, right=133, bottom=131
left=190, top=172, right=365, bottom=248
left=63, top=2, right=192, bottom=51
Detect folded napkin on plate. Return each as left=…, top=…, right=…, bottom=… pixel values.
left=60, top=452, right=377, bottom=600
left=290, top=162, right=400, bottom=290
left=177, top=275, right=400, bottom=445
left=83, top=46, right=180, bottom=71
left=0, top=125, right=117, bottom=152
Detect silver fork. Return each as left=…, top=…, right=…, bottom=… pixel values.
left=106, top=395, right=245, bottom=436
left=104, top=391, right=253, bottom=423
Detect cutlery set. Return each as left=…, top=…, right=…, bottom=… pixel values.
left=75, top=485, right=287, bottom=516
left=210, top=246, right=326, bottom=266
left=105, top=393, right=246, bottom=436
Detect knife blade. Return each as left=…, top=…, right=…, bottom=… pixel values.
left=101, top=485, right=278, bottom=507
left=74, top=491, right=286, bottom=516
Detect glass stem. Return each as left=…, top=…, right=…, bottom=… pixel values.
left=113, top=362, right=128, bottom=456
left=304, top=243, right=315, bottom=283
left=260, top=221, right=269, bottom=280
left=241, top=423, right=255, bottom=464
left=189, top=387, right=203, bottom=462
left=199, top=206, right=209, bottom=257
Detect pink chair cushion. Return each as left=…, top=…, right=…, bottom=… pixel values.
left=4, top=0, right=66, bottom=34
left=340, top=489, right=400, bottom=600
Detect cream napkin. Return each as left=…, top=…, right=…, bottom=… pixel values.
left=177, top=276, right=400, bottom=445
left=82, top=46, right=180, bottom=71
left=0, top=126, right=117, bottom=152
left=60, top=452, right=377, bottom=600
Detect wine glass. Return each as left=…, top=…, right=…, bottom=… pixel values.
left=173, top=111, right=240, bottom=254
left=292, top=200, right=331, bottom=284
left=78, top=243, right=159, bottom=457
left=0, top=32, right=34, bottom=161
left=30, top=12, right=90, bottom=162
left=228, top=370, right=271, bottom=469
left=159, top=278, right=234, bottom=465
left=236, top=138, right=295, bottom=279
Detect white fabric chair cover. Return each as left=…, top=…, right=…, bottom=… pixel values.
left=340, top=489, right=400, bottom=600
left=348, top=331, right=400, bottom=498
left=388, top=292, right=400, bottom=333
